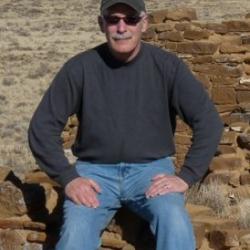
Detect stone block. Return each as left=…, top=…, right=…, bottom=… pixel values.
left=237, top=90, right=250, bottom=103
left=0, top=229, right=25, bottom=249
left=217, top=145, right=237, bottom=154
left=237, top=134, right=250, bottom=150
left=220, top=43, right=248, bottom=53
left=214, top=54, right=244, bottom=64
left=204, top=172, right=231, bottom=184
left=195, top=73, right=211, bottom=89
left=154, top=23, right=174, bottom=32
left=210, top=76, right=238, bottom=86
left=230, top=122, right=249, bottom=132
left=149, top=10, right=168, bottom=23
left=191, top=56, right=213, bottom=64
left=220, top=131, right=237, bottom=145
left=177, top=42, right=218, bottom=55
left=142, top=26, right=157, bottom=41
left=216, top=104, right=240, bottom=113
left=0, top=181, right=27, bottom=217
left=165, top=8, right=197, bottom=21
left=175, top=22, right=191, bottom=31
left=27, top=232, right=47, bottom=244
left=175, top=134, right=192, bottom=145
left=183, top=29, right=210, bottom=40
left=243, top=64, right=250, bottom=75
left=239, top=234, right=250, bottom=247
left=193, top=222, right=206, bottom=249
left=209, top=156, right=244, bottom=171
left=158, top=31, right=183, bottom=42
left=241, top=35, right=250, bottom=45
left=206, top=23, right=228, bottom=34
left=212, top=87, right=236, bottom=105
left=165, top=41, right=177, bottom=51
left=222, top=21, right=250, bottom=32
left=0, top=168, right=11, bottom=182
left=193, top=64, right=242, bottom=78
left=240, top=174, right=250, bottom=185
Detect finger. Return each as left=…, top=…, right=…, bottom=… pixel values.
left=88, top=179, right=102, bottom=193
left=152, top=173, right=166, bottom=180
left=79, top=187, right=100, bottom=208
left=146, top=177, right=168, bottom=194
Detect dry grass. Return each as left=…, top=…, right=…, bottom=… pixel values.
left=185, top=179, right=231, bottom=218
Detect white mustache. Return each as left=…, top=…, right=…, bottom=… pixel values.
left=112, top=33, right=132, bottom=40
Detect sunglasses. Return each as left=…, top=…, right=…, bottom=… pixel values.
left=103, top=15, right=143, bottom=26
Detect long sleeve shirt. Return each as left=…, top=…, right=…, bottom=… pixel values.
left=28, top=42, right=223, bottom=188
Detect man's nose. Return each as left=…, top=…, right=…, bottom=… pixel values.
left=117, top=19, right=127, bottom=33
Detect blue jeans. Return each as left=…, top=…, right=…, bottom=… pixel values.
left=56, top=156, right=195, bottom=250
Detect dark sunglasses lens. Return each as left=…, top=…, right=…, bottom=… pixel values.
left=124, top=16, right=141, bottom=25
left=104, top=15, right=142, bottom=25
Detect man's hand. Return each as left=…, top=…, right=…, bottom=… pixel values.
left=145, top=174, right=189, bottom=198
left=65, top=177, right=101, bottom=208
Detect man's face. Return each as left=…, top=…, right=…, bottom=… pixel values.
left=99, top=3, right=148, bottom=61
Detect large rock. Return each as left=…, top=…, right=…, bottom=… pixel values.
left=158, top=31, right=183, bottom=42
left=177, top=42, right=218, bottom=55
left=220, top=43, right=248, bottom=53
left=222, top=21, right=250, bottom=32
left=212, top=87, right=236, bottom=105
left=0, top=181, right=27, bottom=217
left=209, top=156, right=245, bottom=172
left=237, top=90, right=250, bottom=103
left=0, top=229, right=25, bottom=250
left=165, top=8, right=197, bottom=21
left=183, top=29, right=210, bottom=40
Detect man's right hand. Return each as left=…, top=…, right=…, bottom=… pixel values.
left=65, top=177, right=101, bottom=208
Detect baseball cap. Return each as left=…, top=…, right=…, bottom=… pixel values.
left=100, top=0, right=146, bottom=14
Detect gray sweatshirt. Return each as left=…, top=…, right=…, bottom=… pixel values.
left=28, top=42, right=223, bottom=188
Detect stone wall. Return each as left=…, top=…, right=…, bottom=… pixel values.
left=142, top=8, right=250, bottom=193
left=0, top=8, right=250, bottom=250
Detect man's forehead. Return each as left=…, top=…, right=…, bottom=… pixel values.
left=104, top=3, right=138, bottom=15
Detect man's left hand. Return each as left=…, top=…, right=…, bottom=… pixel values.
left=145, top=174, right=189, bottom=198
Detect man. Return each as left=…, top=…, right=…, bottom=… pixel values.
left=28, top=0, right=223, bottom=249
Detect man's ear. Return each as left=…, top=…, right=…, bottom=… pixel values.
left=98, top=16, right=105, bottom=33
left=141, top=15, right=149, bottom=33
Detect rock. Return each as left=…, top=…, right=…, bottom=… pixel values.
left=237, top=133, right=250, bottom=150
left=230, top=122, right=249, bottom=132
left=186, top=204, right=215, bottom=218
left=0, top=181, right=27, bottom=217
left=212, top=87, right=236, bottom=105
left=0, top=219, right=45, bottom=231
left=158, top=31, right=183, bottom=42
left=175, top=22, right=191, bottom=31
left=27, top=232, right=47, bottom=243
left=193, top=64, right=242, bottom=78
left=239, top=234, right=250, bottom=247
left=220, top=43, right=248, bottom=53
left=25, top=170, right=58, bottom=187
left=191, top=56, right=214, bottom=64
left=175, top=134, right=192, bottom=145
left=148, top=10, right=168, bottom=23
left=222, top=21, right=250, bottom=32
left=0, top=229, right=25, bottom=249
left=193, top=223, right=206, bottom=249
left=206, top=23, right=228, bottom=34
left=154, top=23, right=174, bottom=32
left=216, top=104, right=240, bottom=113
left=165, top=8, right=197, bottom=21
left=217, top=145, right=237, bottom=155
left=183, top=29, right=210, bottom=40
left=240, top=174, right=250, bottom=185
left=220, top=131, right=237, bottom=145
left=0, top=168, right=11, bottom=182
left=101, top=231, right=127, bottom=249
left=209, top=156, right=244, bottom=172
left=177, top=42, right=218, bottom=55
left=241, top=35, right=250, bottom=45
left=237, top=90, right=250, bottom=103
left=142, top=26, right=157, bottom=41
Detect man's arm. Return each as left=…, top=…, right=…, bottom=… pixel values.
left=146, top=58, right=223, bottom=198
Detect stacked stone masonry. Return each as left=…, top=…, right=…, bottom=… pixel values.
left=0, top=8, right=250, bottom=250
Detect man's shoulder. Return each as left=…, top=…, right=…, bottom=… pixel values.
left=64, top=43, right=106, bottom=70
left=143, top=42, right=180, bottom=64
left=142, top=42, right=181, bottom=68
